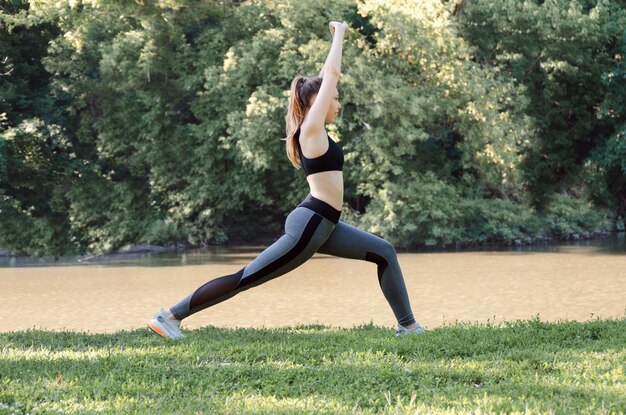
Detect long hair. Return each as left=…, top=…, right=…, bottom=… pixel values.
left=285, top=75, right=323, bottom=169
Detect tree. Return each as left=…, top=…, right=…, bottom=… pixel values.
left=590, top=29, right=626, bottom=230
left=1, top=0, right=622, bottom=256
left=456, top=0, right=626, bottom=210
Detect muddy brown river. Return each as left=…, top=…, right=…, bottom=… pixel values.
left=1, top=235, right=624, bottom=333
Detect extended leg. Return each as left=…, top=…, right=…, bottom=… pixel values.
left=170, top=207, right=336, bottom=320
left=317, top=221, right=417, bottom=327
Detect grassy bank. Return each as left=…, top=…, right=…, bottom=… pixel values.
left=1, top=318, right=624, bottom=414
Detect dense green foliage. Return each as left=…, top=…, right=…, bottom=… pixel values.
left=1, top=0, right=625, bottom=256
left=1, top=318, right=625, bottom=414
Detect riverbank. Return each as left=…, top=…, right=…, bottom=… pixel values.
left=1, top=318, right=624, bottom=414
left=0, top=230, right=623, bottom=266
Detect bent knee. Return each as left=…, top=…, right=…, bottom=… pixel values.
left=366, top=239, right=396, bottom=264
left=377, top=239, right=397, bottom=260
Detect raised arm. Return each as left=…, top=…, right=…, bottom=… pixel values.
left=318, top=62, right=326, bottom=78
left=302, top=21, right=348, bottom=133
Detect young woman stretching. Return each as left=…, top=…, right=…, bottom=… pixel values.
left=149, top=21, right=425, bottom=339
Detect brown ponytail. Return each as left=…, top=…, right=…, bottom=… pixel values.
left=285, top=75, right=323, bottom=169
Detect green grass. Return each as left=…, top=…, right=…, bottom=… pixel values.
left=1, top=318, right=625, bottom=414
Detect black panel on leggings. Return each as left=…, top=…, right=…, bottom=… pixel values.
left=189, top=268, right=244, bottom=311
left=365, top=251, right=388, bottom=287
left=235, top=214, right=323, bottom=290
left=186, top=214, right=324, bottom=314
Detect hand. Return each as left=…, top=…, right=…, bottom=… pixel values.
left=329, top=21, right=348, bottom=37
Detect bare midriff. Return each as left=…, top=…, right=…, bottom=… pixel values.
left=306, top=170, right=343, bottom=211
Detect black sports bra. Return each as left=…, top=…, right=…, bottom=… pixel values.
left=295, top=128, right=344, bottom=176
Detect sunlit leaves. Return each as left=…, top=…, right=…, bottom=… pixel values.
left=1, top=0, right=624, bottom=255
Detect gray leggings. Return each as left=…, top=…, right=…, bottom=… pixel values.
left=170, top=194, right=416, bottom=327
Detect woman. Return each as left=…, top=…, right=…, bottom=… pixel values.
left=149, top=21, right=425, bottom=339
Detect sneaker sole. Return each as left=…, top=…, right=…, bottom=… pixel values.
left=148, top=321, right=170, bottom=339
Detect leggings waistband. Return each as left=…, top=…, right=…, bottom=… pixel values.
left=297, top=194, right=341, bottom=224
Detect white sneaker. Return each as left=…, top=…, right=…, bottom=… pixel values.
left=396, top=323, right=426, bottom=337
left=148, top=308, right=185, bottom=339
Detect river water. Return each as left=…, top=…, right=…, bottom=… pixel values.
left=1, top=234, right=624, bottom=333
